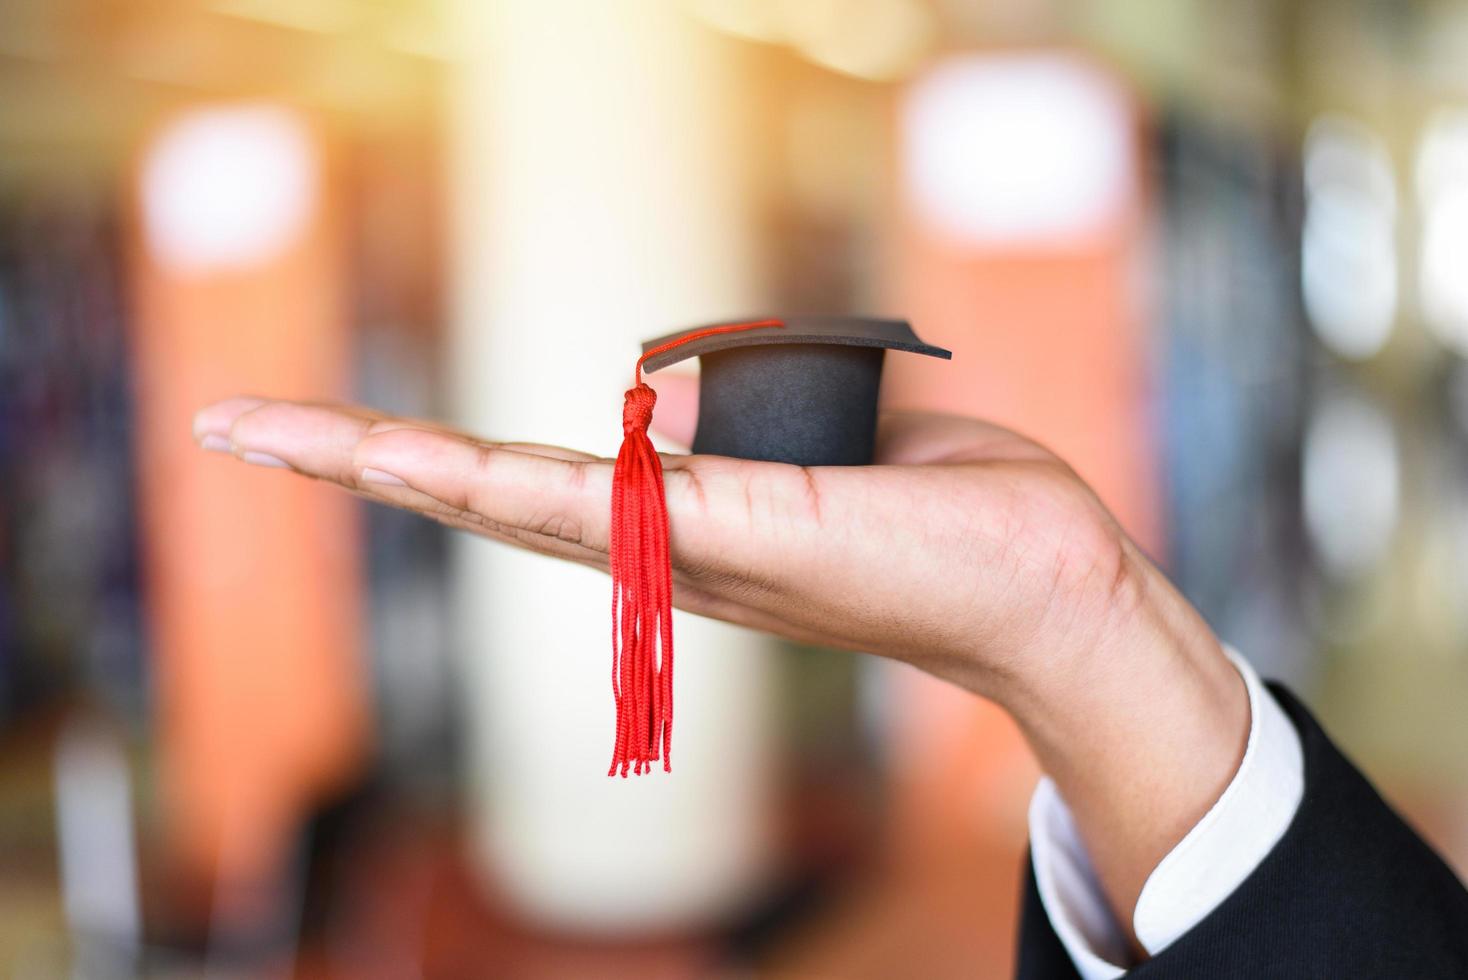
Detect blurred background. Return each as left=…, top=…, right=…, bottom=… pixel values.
left=2, top=0, right=1467, bottom=976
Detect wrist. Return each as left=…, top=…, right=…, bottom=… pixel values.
left=1006, top=548, right=1239, bottom=761
left=1001, top=543, right=1250, bottom=932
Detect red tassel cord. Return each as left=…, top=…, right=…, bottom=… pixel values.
left=609, top=318, right=783, bottom=777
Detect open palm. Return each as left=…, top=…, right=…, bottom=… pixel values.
left=196, top=381, right=1145, bottom=700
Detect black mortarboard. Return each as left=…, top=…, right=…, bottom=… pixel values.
left=638, top=315, right=952, bottom=466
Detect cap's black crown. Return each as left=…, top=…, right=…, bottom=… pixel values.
left=640, top=315, right=951, bottom=466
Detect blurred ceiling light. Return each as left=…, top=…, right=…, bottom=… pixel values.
left=900, top=53, right=1134, bottom=246
left=1416, top=108, right=1468, bottom=357
left=688, top=0, right=788, bottom=43
left=1302, top=393, right=1399, bottom=580
left=1301, top=115, right=1398, bottom=361
left=789, top=0, right=936, bottom=81
left=690, top=0, right=935, bottom=81
left=210, top=0, right=357, bottom=34
left=142, top=106, right=318, bottom=275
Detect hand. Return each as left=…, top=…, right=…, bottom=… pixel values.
left=194, top=385, right=1248, bottom=947
left=196, top=389, right=1136, bottom=693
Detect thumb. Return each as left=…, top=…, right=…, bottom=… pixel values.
left=645, top=372, right=698, bottom=449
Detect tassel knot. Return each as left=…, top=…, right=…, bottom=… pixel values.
left=622, top=383, right=656, bottom=434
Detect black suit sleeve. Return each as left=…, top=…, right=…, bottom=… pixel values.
left=1014, top=683, right=1468, bottom=979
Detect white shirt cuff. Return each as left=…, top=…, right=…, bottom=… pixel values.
left=1027, top=648, right=1305, bottom=979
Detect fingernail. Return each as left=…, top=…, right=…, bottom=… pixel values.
left=193, top=396, right=267, bottom=442
left=199, top=434, right=231, bottom=452
left=361, top=467, right=407, bottom=487
left=242, top=451, right=290, bottom=469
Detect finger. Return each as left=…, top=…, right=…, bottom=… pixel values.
left=496, top=441, right=601, bottom=463
left=401, top=488, right=613, bottom=568
left=198, top=395, right=497, bottom=455
left=343, top=429, right=834, bottom=645
left=354, top=426, right=615, bottom=553
left=211, top=404, right=830, bottom=639
left=193, top=395, right=268, bottom=450
left=227, top=401, right=377, bottom=482
left=355, top=424, right=825, bottom=610
left=645, top=371, right=699, bottom=448
left=216, top=399, right=823, bottom=625
left=222, top=400, right=612, bottom=565
left=218, top=400, right=600, bottom=475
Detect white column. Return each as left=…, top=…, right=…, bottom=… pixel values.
left=446, top=0, right=777, bottom=931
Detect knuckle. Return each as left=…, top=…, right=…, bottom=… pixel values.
left=526, top=511, right=585, bottom=547
left=562, top=459, right=589, bottom=493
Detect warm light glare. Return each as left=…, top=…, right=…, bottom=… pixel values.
left=791, top=0, right=936, bottom=81
left=901, top=54, right=1134, bottom=247
left=692, top=0, right=934, bottom=81
left=688, top=0, right=787, bottom=42
left=142, top=106, right=318, bottom=275
left=210, top=0, right=355, bottom=34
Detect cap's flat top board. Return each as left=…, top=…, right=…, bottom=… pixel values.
left=640, top=315, right=952, bottom=373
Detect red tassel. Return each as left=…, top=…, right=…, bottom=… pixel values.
left=609, top=319, right=783, bottom=777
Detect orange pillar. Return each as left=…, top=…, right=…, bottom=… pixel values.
left=128, top=105, right=368, bottom=904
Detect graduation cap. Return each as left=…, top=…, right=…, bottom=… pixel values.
left=606, top=316, right=952, bottom=777
left=639, top=315, right=952, bottom=466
